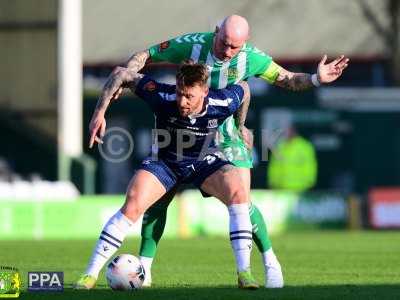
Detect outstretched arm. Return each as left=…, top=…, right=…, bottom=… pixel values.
left=89, top=68, right=143, bottom=148
left=273, top=55, right=349, bottom=91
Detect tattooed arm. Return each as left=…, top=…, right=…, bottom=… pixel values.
left=234, top=81, right=251, bottom=129
left=88, top=49, right=151, bottom=148
left=95, top=67, right=143, bottom=112
left=234, top=81, right=254, bottom=149
left=105, top=50, right=151, bottom=101
left=88, top=67, right=143, bottom=148
left=125, top=49, right=151, bottom=72
left=273, top=55, right=350, bottom=91
left=274, top=69, right=314, bottom=91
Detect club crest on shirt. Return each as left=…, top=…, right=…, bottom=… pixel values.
left=228, top=68, right=238, bottom=79
left=190, top=118, right=196, bottom=125
left=144, top=81, right=157, bottom=92
left=207, top=119, right=218, bottom=128
left=158, top=41, right=170, bottom=52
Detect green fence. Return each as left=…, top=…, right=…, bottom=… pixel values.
left=0, top=191, right=347, bottom=240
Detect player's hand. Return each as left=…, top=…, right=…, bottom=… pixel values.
left=317, top=55, right=349, bottom=84
left=89, top=111, right=106, bottom=148
left=240, top=126, right=254, bottom=149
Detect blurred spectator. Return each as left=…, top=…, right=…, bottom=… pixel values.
left=267, top=126, right=317, bottom=192
left=0, top=157, right=12, bottom=181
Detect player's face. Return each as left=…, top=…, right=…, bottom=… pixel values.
left=213, top=28, right=244, bottom=61
left=176, top=84, right=208, bottom=117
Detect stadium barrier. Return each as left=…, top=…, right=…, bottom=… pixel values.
left=0, top=190, right=347, bottom=240
left=369, top=187, right=400, bottom=228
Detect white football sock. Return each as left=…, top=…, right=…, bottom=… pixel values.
left=139, top=256, right=153, bottom=282
left=228, top=203, right=253, bottom=272
left=86, top=210, right=134, bottom=278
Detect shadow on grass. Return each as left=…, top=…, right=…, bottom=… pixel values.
left=19, top=284, right=400, bottom=300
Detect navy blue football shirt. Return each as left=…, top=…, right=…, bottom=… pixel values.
left=134, top=75, right=244, bottom=160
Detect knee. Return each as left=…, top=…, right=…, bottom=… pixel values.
left=229, top=186, right=248, bottom=204
left=121, top=190, right=145, bottom=221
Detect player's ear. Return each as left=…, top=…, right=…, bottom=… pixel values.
left=203, top=85, right=209, bottom=95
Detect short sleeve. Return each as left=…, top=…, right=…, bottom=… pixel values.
left=246, top=44, right=273, bottom=78
left=148, top=35, right=194, bottom=64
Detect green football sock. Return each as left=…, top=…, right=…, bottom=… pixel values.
left=249, top=203, right=272, bottom=253
left=139, top=193, right=271, bottom=256
left=139, top=189, right=175, bottom=258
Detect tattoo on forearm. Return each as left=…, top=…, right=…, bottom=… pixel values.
left=127, top=73, right=144, bottom=92
left=125, top=50, right=150, bottom=72
left=95, top=76, right=120, bottom=111
left=93, top=50, right=149, bottom=113
left=276, top=70, right=313, bottom=91
left=95, top=68, right=143, bottom=111
left=234, top=82, right=250, bottom=128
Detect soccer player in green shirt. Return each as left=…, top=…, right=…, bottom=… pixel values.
left=77, top=15, right=348, bottom=289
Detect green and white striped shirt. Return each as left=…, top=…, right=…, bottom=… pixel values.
left=149, top=32, right=278, bottom=145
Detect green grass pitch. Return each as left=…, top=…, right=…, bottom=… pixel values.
left=2, top=231, right=400, bottom=299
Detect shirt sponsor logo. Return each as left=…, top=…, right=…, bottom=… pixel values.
left=204, top=155, right=216, bottom=165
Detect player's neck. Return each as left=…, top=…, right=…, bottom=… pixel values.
left=188, top=99, right=207, bottom=118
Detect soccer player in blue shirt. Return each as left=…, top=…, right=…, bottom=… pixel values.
left=77, top=61, right=259, bottom=289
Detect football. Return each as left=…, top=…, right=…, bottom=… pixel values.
left=106, top=254, right=145, bottom=290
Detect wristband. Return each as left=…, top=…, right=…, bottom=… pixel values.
left=311, top=73, right=321, bottom=87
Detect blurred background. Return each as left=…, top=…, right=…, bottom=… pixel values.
left=1, top=0, right=400, bottom=239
